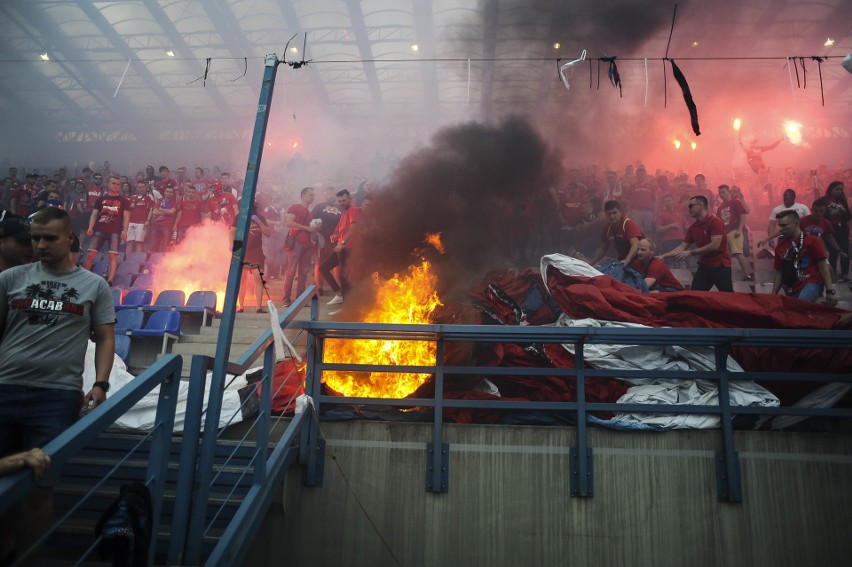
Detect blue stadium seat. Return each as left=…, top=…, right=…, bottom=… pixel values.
left=110, top=288, right=123, bottom=307
left=130, top=310, right=181, bottom=354
left=125, top=252, right=148, bottom=263
left=114, top=289, right=153, bottom=311
left=114, top=310, right=144, bottom=334
left=91, top=260, right=109, bottom=278
left=144, top=290, right=186, bottom=313
left=177, top=291, right=218, bottom=332
left=111, top=273, right=134, bottom=289
left=115, top=261, right=141, bottom=275
left=114, top=334, right=131, bottom=365
left=132, top=274, right=154, bottom=289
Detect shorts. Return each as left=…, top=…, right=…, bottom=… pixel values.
left=88, top=231, right=120, bottom=254
left=0, top=385, right=81, bottom=457
left=726, top=231, right=744, bottom=255
left=127, top=222, right=147, bottom=243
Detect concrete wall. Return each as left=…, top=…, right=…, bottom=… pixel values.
left=244, top=422, right=852, bottom=567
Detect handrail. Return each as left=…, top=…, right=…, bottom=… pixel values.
left=174, top=286, right=318, bottom=566
left=0, top=353, right=183, bottom=565
left=297, top=321, right=852, bottom=501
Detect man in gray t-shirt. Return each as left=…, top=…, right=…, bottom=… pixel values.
left=0, top=207, right=115, bottom=562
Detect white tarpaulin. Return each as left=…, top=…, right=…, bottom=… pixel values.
left=81, top=341, right=254, bottom=432
left=541, top=254, right=780, bottom=429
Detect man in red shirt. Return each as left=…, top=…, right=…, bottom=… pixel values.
left=126, top=180, right=155, bottom=255
left=282, top=187, right=319, bottom=306
left=716, top=184, right=754, bottom=281
left=802, top=198, right=846, bottom=260
left=173, top=183, right=204, bottom=242
left=320, top=189, right=361, bottom=307
left=205, top=185, right=239, bottom=228
left=772, top=209, right=838, bottom=304
left=629, top=238, right=684, bottom=292
left=659, top=195, right=733, bottom=292
left=626, top=166, right=655, bottom=237
left=588, top=200, right=643, bottom=267
left=10, top=173, right=40, bottom=217
left=192, top=167, right=210, bottom=202
left=83, top=175, right=130, bottom=283
left=155, top=166, right=174, bottom=195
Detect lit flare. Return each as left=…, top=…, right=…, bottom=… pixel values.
left=784, top=120, right=803, bottom=145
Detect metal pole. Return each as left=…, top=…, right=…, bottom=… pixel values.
left=185, top=53, right=280, bottom=565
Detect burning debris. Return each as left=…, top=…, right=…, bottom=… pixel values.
left=323, top=258, right=443, bottom=399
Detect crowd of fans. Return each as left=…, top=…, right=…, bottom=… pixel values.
left=0, top=160, right=380, bottom=313
left=553, top=163, right=851, bottom=295
left=1, top=159, right=850, bottom=307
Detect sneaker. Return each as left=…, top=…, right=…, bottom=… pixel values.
left=743, top=275, right=754, bottom=282
left=282, top=299, right=291, bottom=307
left=327, top=295, right=344, bottom=306
left=328, top=308, right=343, bottom=316
left=256, top=308, right=267, bottom=314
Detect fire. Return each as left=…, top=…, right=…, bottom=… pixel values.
left=424, top=232, right=445, bottom=254
left=690, top=141, right=697, bottom=151
left=150, top=221, right=231, bottom=311
left=732, top=117, right=741, bottom=131
left=784, top=120, right=803, bottom=145
left=322, top=259, right=444, bottom=399
left=672, top=138, right=681, bottom=150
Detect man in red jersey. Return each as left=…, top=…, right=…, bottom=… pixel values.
left=659, top=195, right=732, bottom=292
left=772, top=209, right=838, bottom=305
left=126, top=180, right=155, bottom=255
left=319, top=189, right=361, bottom=307
left=588, top=200, right=643, bottom=267
left=83, top=175, right=130, bottom=283
left=629, top=238, right=684, bottom=292
left=173, top=183, right=204, bottom=242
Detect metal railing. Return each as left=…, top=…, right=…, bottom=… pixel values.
left=297, top=322, right=852, bottom=503
left=8, top=292, right=847, bottom=565
left=171, top=286, right=319, bottom=566
left=0, top=354, right=183, bottom=566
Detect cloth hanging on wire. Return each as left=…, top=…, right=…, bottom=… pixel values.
left=601, top=56, right=622, bottom=97
left=668, top=59, right=701, bottom=136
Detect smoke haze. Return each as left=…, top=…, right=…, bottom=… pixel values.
left=354, top=116, right=562, bottom=298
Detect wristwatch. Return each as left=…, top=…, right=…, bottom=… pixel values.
left=93, top=381, right=111, bottom=392
left=826, top=288, right=837, bottom=295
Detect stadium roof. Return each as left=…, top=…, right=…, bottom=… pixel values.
left=1, top=0, right=849, bottom=164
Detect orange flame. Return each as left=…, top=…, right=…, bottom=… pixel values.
left=425, top=232, right=445, bottom=254
left=150, top=221, right=231, bottom=311
left=322, top=260, right=444, bottom=398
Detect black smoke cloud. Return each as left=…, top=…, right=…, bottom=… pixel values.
left=449, top=0, right=683, bottom=60
left=354, top=116, right=562, bottom=299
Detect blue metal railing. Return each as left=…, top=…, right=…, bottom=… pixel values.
left=172, top=286, right=318, bottom=566
left=297, top=322, right=852, bottom=503
left=0, top=354, right=183, bottom=566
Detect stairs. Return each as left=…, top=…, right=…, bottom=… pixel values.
left=49, top=433, right=264, bottom=564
